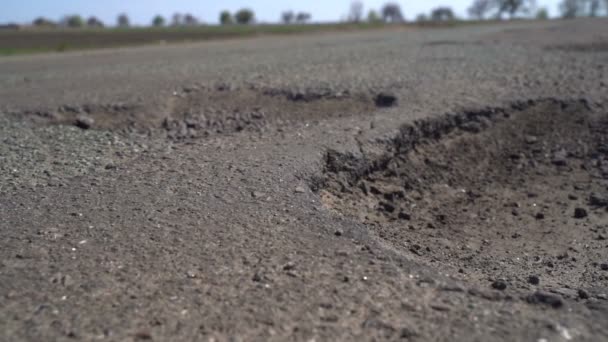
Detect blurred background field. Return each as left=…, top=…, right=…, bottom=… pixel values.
left=1, top=0, right=606, bottom=55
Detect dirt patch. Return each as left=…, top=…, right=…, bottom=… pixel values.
left=548, top=42, right=608, bottom=53
left=318, top=99, right=608, bottom=297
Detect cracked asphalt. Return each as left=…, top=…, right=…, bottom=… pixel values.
left=1, top=18, right=608, bottom=341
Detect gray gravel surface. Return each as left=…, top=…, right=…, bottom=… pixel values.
left=1, top=18, right=608, bottom=341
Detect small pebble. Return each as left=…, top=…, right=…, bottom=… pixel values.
left=492, top=279, right=507, bottom=291
left=398, top=212, right=411, bottom=220
left=573, top=207, right=588, bottom=219
left=74, top=115, right=94, bottom=130
left=251, top=191, right=266, bottom=199
left=528, top=275, right=540, bottom=285
left=374, top=92, right=398, bottom=107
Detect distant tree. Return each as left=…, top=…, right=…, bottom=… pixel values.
left=86, top=16, right=104, bottom=28
left=468, top=0, right=493, bottom=19
left=416, top=13, right=428, bottom=22
left=535, top=7, right=549, bottom=19
left=183, top=13, right=199, bottom=26
left=381, top=3, right=404, bottom=22
left=348, top=1, right=364, bottom=22
left=560, top=0, right=603, bottom=18
left=220, top=11, right=233, bottom=25
left=431, top=7, right=456, bottom=21
left=62, top=15, right=84, bottom=28
left=172, top=13, right=183, bottom=26
left=559, top=0, right=584, bottom=17
left=282, top=10, right=295, bottom=24
left=367, top=10, right=381, bottom=22
left=295, top=12, right=311, bottom=23
left=117, top=13, right=130, bottom=27
left=33, top=17, right=56, bottom=27
left=152, top=15, right=165, bottom=27
left=235, top=9, right=254, bottom=24
left=588, top=0, right=601, bottom=16
left=496, top=0, right=536, bottom=18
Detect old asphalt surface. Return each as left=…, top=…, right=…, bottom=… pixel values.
left=1, top=19, right=608, bottom=341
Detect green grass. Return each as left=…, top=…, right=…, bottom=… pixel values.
left=0, top=47, right=59, bottom=56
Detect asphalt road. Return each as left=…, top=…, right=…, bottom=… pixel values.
left=1, top=19, right=608, bottom=341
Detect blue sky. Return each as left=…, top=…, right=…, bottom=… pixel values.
left=2, top=0, right=562, bottom=25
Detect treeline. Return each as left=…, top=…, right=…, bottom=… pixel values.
left=22, top=0, right=608, bottom=30
left=467, top=0, right=608, bottom=20
left=348, top=0, right=607, bottom=24
left=28, top=9, right=258, bottom=29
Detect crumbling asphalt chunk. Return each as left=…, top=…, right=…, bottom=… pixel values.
left=526, top=291, right=564, bottom=308
left=590, top=192, right=608, bottom=207
left=492, top=279, right=508, bottom=291
left=74, top=115, right=94, bottom=130
left=574, top=207, right=588, bottom=219
left=374, top=92, right=398, bottom=108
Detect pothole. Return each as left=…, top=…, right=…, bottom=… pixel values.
left=11, top=85, right=386, bottom=140
left=12, top=103, right=142, bottom=132
left=318, top=99, right=608, bottom=295
left=161, top=85, right=378, bottom=140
